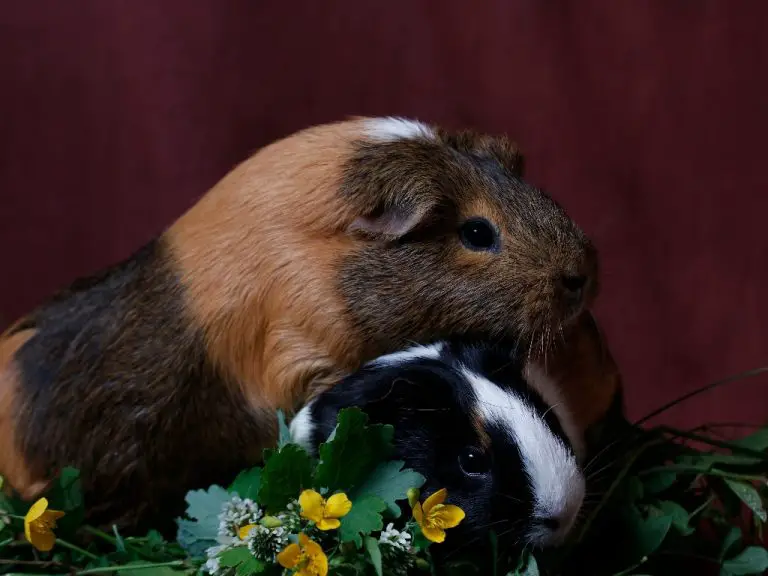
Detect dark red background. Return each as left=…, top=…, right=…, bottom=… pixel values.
left=2, top=1, right=767, bottom=428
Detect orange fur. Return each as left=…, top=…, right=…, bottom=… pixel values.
left=165, top=120, right=369, bottom=412
left=0, top=329, right=49, bottom=500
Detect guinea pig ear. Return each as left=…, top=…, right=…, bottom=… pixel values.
left=348, top=198, right=436, bottom=241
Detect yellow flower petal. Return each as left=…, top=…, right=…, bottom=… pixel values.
left=30, top=530, right=56, bottom=552
left=324, top=493, right=352, bottom=519
left=431, top=504, right=465, bottom=529
left=412, top=502, right=424, bottom=525
left=421, top=524, right=446, bottom=543
left=315, top=518, right=341, bottom=531
left=25, top=498, right=49, bottom=524
left=277, top=542, right=301, bottom=569
left=303, top=538, right=328, bottom=576
left=238, top=524, right=256, bottom=540
left=422, top=488, right=447, bottom=515
left=299, top=489, right=325, bottom=524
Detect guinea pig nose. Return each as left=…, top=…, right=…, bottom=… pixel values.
left=560, top=274, right=587, bottom=297
left=536, top=516, right=561, bottom=532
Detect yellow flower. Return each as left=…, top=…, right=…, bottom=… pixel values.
left=299, top=489, right=352, bottom=530
left=412, top=488, right=465, bottom=543
left=277, top=533, right=328, bottom=576
left=238, top=523, right=256, bottom=540
left=24, top=498, right=65, bottom=552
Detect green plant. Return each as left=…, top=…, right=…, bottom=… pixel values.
left=1, top=372, right=767, bottom=576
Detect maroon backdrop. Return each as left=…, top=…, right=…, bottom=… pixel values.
left=2, top=1, right=767, bottom=429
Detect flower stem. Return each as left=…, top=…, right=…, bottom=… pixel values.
left=75, top=560, right=185, bottom=574
left=56, top=538, right=101, bottom=560
left=0, top=537, right=13, bottom=548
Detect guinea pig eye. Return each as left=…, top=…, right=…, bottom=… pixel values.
left=458, top=218, right=499, bottom=252
left=458, top=446, right=492, bottom=476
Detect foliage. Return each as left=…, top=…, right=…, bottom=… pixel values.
left=1, top=400, right=768, bottom=576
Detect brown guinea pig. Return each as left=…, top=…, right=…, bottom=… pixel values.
left=0, top=116, right=598, bottom=534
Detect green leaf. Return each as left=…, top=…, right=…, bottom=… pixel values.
left=364, top=536, right=383, bottom=576
left=219, top=546, right=253, bottom=568
left=338, top=495, right=386, bottom=547
left=45, top=466, right=84, bottom=533
left=643, top=471, right=677, bottom=495
left=258, top=444, right=314, bottom=513
left=732, top=428, right=768, bottom=452
left=522, top=555, right=540, bottom=576
left=115, top=562, right=187, bottom=576
left=724, top=479, right=767, bottom=522
left=722, top=546, right=768, bottom=575
left=624, top=506, right=673, bottom=562
left=237, top=556, right=267, bottom=576
left=720, top=526, right=743, bottom=562
left=229, top=467, right=263, bottom=501
left=349, top=460, right=425, bottom=518
left=277, top=409, right=292, bottom=448
left=175, top=485, right=231, bottom=558
left=655, top=500, right=693, bottom=536
left=410, top=523, right=431, bottom=552
left=313, top=408, right=394, bottom=494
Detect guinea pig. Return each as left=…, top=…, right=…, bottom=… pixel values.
left=0, top=116, right=598, bottom=534
left=290, top=338, right=587, bottom=555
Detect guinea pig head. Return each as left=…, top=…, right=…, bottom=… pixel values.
left=291, top=341, right=587, bottom=551
left=338, top=118, right=598, bottom=356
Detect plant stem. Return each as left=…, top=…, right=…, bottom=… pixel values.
left=75, top=560, right=185, bottom=574
left=56, top=538, right=101, bottom=560
left=634, top=366, right=768, bottom=427
left=657, top=426, right=768, bottom=459
left=637, top=465, right=766, bottom=482
left=0, top=537, right=13, bottom=548
left=611, top=555, right=647, bottom=576
left=82, top=525, right=119, bottom=546
left=688, top=494, right=716, bottom=521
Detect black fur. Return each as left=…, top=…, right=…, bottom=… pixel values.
left=299, top=339, right=580, bottom=556
left=10, top=239, right=271, bottom=536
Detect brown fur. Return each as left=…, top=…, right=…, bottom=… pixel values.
left=0, top=116, right=601, bottom=532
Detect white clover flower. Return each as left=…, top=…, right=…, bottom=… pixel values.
left=217, top=495, right=263, bottom=541
left=245, top=524, right=290, bottom=562
left=379, top=522, right=412, bottom=551
left=203, top=543, right=230, bottom=575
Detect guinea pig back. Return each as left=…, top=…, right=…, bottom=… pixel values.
left=0, top=116, right=597, bottom=533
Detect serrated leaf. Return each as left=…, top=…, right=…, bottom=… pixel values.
left=643, top=471, right=677, bottom=495
left=364, top=536, right=383, bottom=576
left=258, top=444, right=314, bottom=513
left=313, top=408, right=394, bottom=494
left=655, top=500, right=693, bottom=536
left=175, top=485, right=231, bottom=558
left=724, top=479, right=767, bottom=522
left=720, top=526, right=743, bottom=562
left=339, top=495, right=386, bottom=547
left=229, top=467, right=262, bottom=501
left=185, top=485, right=231, bottom=522
left=350, top=460, right=425, bottom=517
left=722, top=546, right=768, bottom=575
left=277, top=409, right=292, bottom=448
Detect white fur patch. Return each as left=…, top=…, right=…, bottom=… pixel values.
left=289, top=401, right=315, bottom=453
left=461, top=368, right=586, bottom=546
left=369, top=342, right=444, bottom=367
left=364, top=116, right=436, bottom=142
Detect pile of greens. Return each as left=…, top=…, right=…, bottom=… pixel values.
left=1, top=392, right=768, bottom=576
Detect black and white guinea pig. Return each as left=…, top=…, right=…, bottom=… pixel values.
left=289, top=338, right=587, bottom=551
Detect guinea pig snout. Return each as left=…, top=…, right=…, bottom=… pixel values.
left=528, top=470, right=586, bottom=548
